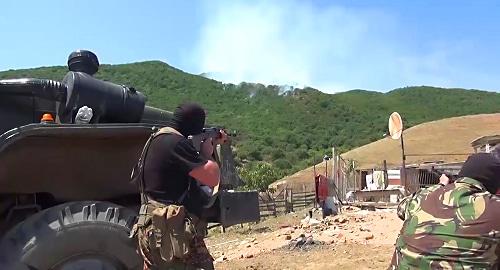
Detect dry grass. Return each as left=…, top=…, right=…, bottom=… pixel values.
left=274, top=113, right=500, bottom=189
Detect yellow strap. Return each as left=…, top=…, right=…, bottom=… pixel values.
left=155, top=127, right=182, bottom=137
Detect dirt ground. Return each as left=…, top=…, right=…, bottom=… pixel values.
left=205, top=206, right=403, bottom=270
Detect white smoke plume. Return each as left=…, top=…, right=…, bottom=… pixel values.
left=190, top=0, right=472, bottom=93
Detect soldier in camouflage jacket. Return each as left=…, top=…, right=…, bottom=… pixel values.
left=390, top=152, right=500, bottom=270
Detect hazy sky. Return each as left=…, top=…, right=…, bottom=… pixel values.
left=1, top=0, right=499, bottom=93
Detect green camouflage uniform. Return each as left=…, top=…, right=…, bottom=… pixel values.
left=133, top=200, right=214, bottom=270
left=390, top=177, right=500, bottom=270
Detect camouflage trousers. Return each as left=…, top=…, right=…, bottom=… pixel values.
left=135, top=203, right=214, bottom=270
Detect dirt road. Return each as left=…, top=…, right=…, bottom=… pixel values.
left=206, top=206, right=402, bottom=270
left=216, top=243, right=393, bottom=270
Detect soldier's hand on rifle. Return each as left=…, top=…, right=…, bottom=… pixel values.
left=199, top=129, right=227, bottom=159
left=439, top=174, right=450, bottom=186
left=200, top=137, right=214, bottom=159
left=214, top=129, right=228, bottom=145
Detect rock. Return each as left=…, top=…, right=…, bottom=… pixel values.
left=360, top=227, right=371, bottom=232
left=240, top=240, right=249, bottom=246
left=305, top=236, right=314, bottom=245
left=240, top=254, right=244, bottom=259
left=325, top=229, right=337, bottom=237
left=365, top=234, right=374, bottom=240
left=245, top=254, right=254, bottom=258
left=301, top=216, right=310, bottom=225
left=285, top=235, right=292, bottom=240
left=308, top=218, right=321, bottom=225
left=215, top=255, right=227, bottom=262
left=246, top=244, right=252, bottom=248
left=334, top=216, right=348, bottom=223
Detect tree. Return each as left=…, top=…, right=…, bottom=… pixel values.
left=238, top=162, right=283, bottom=192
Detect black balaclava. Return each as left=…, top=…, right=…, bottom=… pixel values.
left=171, top=102, right=206, bottom=137
left=458, top=152, right=500, bottom=193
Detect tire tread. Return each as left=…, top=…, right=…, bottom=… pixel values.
left=0, top=201, right=142, bottom=269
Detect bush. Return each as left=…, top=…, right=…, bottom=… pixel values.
left=238, top=162, right=283, bottom=192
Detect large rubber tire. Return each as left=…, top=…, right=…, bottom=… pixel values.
left=0, top=201, right=143, bottom=270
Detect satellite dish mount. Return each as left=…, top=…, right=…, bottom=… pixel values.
left=388, top=112, right=407, bottom=194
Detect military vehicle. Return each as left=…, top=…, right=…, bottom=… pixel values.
left=0, top=50, right=260, bottom=269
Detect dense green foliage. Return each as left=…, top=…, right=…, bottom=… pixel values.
left=2, top=61, right=500, bottom=179
left=238, top=162, right=283, bottom=192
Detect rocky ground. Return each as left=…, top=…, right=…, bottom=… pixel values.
left=205, top=205, right=403, bottom=270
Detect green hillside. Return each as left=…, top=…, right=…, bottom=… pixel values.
left=2, top=61, right=500, bottom=177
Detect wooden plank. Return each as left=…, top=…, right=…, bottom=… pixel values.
left=294, top=200, right=315, bottom=204
left=292, top=200, right=315, bottom=204
left=293, top=196, right=315, bottom=200
left=293, top=204, right=312, bottom=208
left=292, top=199, right=314, bottom=203
left=293, top=193, right=316, bottom=198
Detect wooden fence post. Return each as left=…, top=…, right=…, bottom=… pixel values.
left=303, top=184, right=307, bottom=208
left=273, top=200, right=277, bottom=217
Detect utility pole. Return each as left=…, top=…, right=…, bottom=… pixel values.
left=383, top=159, right=389, bottom=189
left=400, top=132, right=407, bottom=195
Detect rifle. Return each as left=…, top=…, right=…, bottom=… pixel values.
left=188, top=127, right=235, bottom=152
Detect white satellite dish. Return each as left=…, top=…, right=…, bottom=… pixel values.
left=388, top=112, right=403, bottom=140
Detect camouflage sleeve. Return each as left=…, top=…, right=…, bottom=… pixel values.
left=396, top=185, right=440, bottom=220
left=397, top=195, right=411, bottom=220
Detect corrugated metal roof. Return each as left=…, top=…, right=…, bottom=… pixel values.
left=470, top=135, right=500, bottom=147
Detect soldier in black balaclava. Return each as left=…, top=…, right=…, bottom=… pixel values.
left=171, top=102, right=207, bottom=137
left=135, top=102, right=227, bottom=270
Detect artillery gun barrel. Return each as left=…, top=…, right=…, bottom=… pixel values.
left=141, top=105, right=173, bottom=125
left=0, top=78, right=67, bottom=102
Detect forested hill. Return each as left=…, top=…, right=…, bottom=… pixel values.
left=2, top=61, right=500, bottom=177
